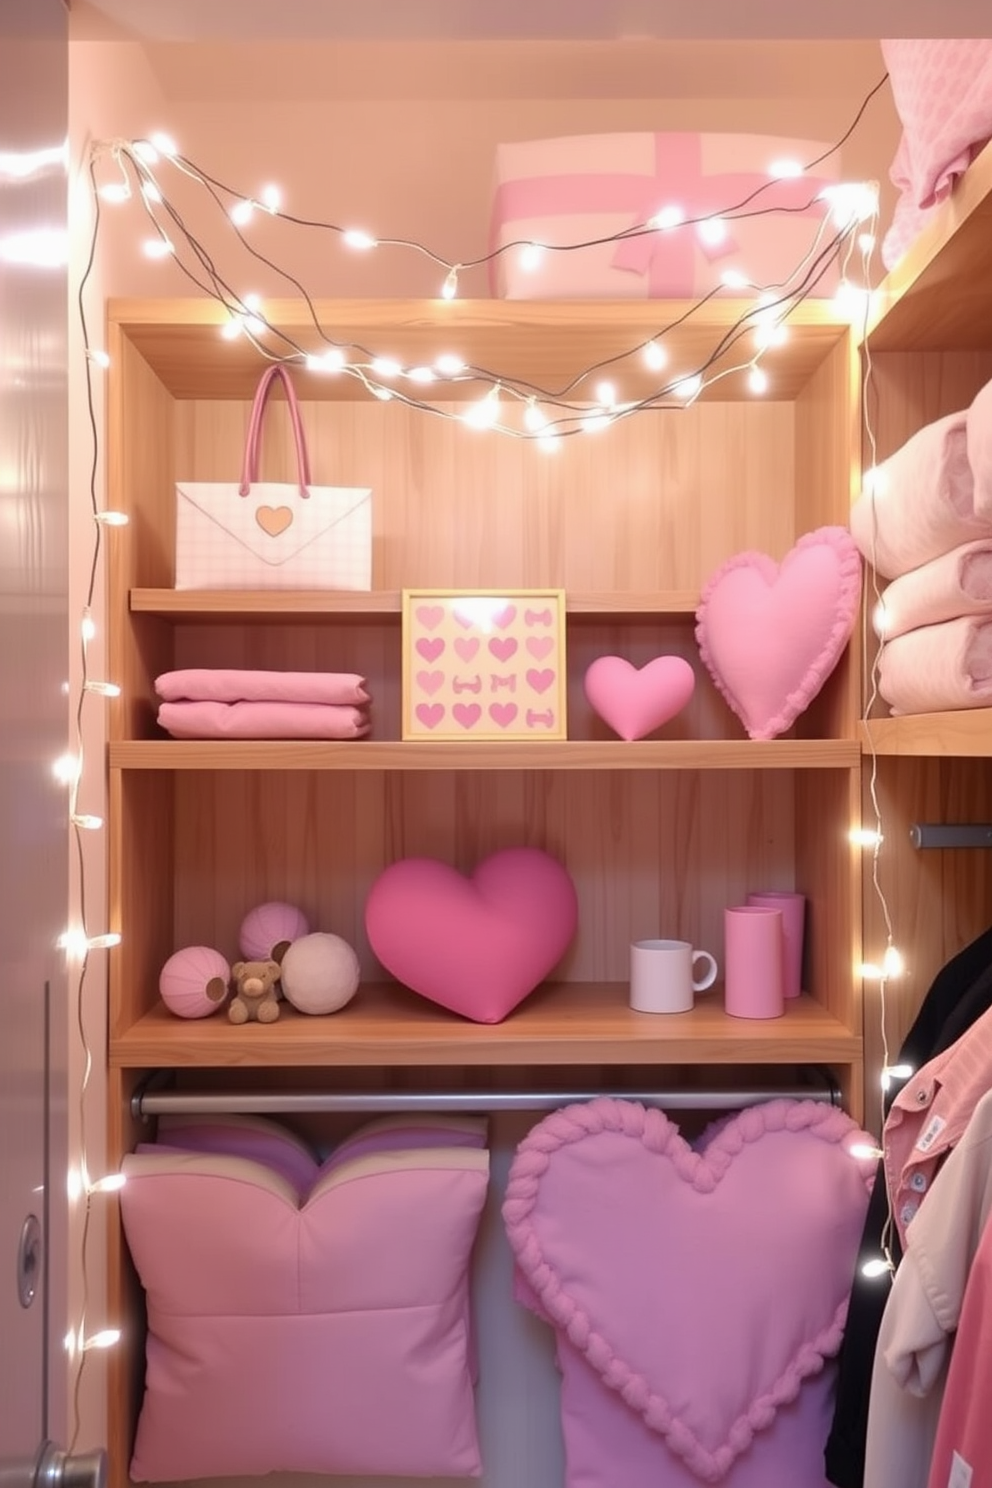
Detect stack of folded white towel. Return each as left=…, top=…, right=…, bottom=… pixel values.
left=849, top=376, right=992, bottom=715
left=155, top=669, right=371, bottom=739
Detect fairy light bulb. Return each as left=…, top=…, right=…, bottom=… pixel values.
left=52, top=753, right=81, bottom=785
left=519, top=243, right=544, bottom=272
left=643, top=340, right=667, bottom=372
left=672, top=373, right=703, bottom=401
left=581, top=411, right=611, bottom=434
left=833, top=279, right=872, bottom=322
left=98, top=181, right=130, bottom=204
left=538, top=433, right=561, bottom=453
left=80, top=608, right=96, bottom=642
left=82, top=1329, right=122, bottom=1351
left=140, top=182, right=162, bottom=205
left=371, top=357, right=401, bottom=379
left=720, top=268, right=749, bottom=290
left=754, top=321, right=789, bottom=350
left=863, top=465, right=888, bottom=498
left=86, top=349, right=111, bottom=369
left=441, top=265, right=459, bottom=300
left=371, top=386, right=393, bottom=402
left=858, top=232, right=876, bottom=254
left=873, top=601, right=889, bottom=636
left=406, top=366, right=435, bottom=385
left=861, top=1257, right=892, bottom=1280
left=230, top=200, right=254, bottom=227
left=149, top=132, right=178, bottom=158
left=88, top=1173, right=126, bottom=1195
left=462, top=385, right=500, bottom=430
left=132, top=140, right=159, bottom=164
left=881, top=1063, right=914, bottom=1092
left=434, top=352, right=465, bottom=377
left=595, top=381, right=617, bottom=408
left=71, top=814, right=104, bottom=831
left=860, top=962, right=882, bottom=981
left=651, top=205, right=684, bottom=230
left=142, top=237, right=174, bottom=259
left=883, top=946, right=905, bottom=979
left=343, top=228, right=376, bottom=251
left=524, top=399, right=548, bottom=433
left=849, top=827, right=883, bottom=847
left=221, top=316, right=243, bottom=340
left=768, top=157, right=804, bottom=179
left=59, top=929, right=121, bottom=956
left=94, top=510, right=128, bottom=527
left=260, top=183, right=281, bottom=212
left=697, top=216, right=727, bottom=247
left=241, top=294, right=265, bottom=336
left=305, top=349, right=346, bottom=373
left=848, top=1142, right=884, bottom=1161
left=747, top=366, right=769, bottom=395
left=820, top=181, right=879, bottom=229
left=84, top=680, right=121, bottom=698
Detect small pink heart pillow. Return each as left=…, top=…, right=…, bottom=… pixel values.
left=695, top=527, right=862, bottom=740
left=584, top=655, right=695, bottom=741
left=365, top=847, right=578, bottom=1024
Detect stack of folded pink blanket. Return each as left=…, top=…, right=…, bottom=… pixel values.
left=155, top=669, right=371, bottom=739
left=850, top=377, right=992, bottom=714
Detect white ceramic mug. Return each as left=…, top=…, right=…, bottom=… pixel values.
left=629, top=938, right=718, bottom=1014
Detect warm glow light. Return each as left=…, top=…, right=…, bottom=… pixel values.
left=519, top=243, right=544, bottom=272
left=860, top=961, right=882, bottom=981
left=858, top=232, right=876, bottom=254
left=441, top=266, right=459, bottom=300
left=305, top=349, right=346, bottom=373
left=84, top=680, right=121, bottom=698
left=406, top=366, right=435, bottom=384
left=343, top=228, right=376, bottom=251
left=461, top=386, right=501, bottom=429
left=697, top=216, right=727, bottom=247
left=873, top=601, right=889, bottom=636
left=142, top=237, right=174, bottom=259
left=720, top=268, right=750, bottom=290
left=94, top=510, right=129, bottom=526
left=754, top=321, right=789, bottom=350
left=371, top=357, right=401, bottom=378
left=538, top=434, right=561, bottom=453
left=140, top=182, right=162, bottom=205
left=434, top=352, right=465, bottom=376
left=52, top=753, right=81, bottom=785
left=230, top=199, right=254, bottom=226
left=820, top=181, right=879, bottom=229
left=71, top=814, right=104, bottom=831
left=833, top=279, right=872, bottom=322
left=595, top=381, right=616, bottom=408
left=881, top=1062, right=914, bottom=1091
left=651, top=205, right=684, bottom=230
left=643, top=340, right=668, bottom=371
left=98, top=181, right=130, bottom=204
left=849, top=827, right=883, bottom=847
left=883, top=946, right=905, bottom=979
left=672, top=373, right=703, bottom=401
left=132, top=140, right=159, bottom=164
left=768, top=157, right=804, bottom=179
left=0, top=229, right=68, bottom=267
left=86, top=349, right=111, bottom=369
left=861, top=1258, right=892, bottom=1279
left=581, top=411, right=612, bottom=433
left=149, top=132, right=178, bottom=158
left=260, top=183, right=282, bottom=212
left=89, top=1173, right=127, bottom=1195
left=83, top=1329, right=122, bottom=1351
left=862, top=465, right=888, bottom=498
left=747, top=366, right=769, bottom=394
left=848, top=1142, right=884, bottom=1161
left=59, top=930, right=121, bottom=957
left=524, top=400, right=548, bottom=433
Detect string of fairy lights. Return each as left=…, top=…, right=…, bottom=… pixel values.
left=60, top=70, right=914, bottom=1431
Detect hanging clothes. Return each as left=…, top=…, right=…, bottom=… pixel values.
left=925, top=1192, right=992, bottom=1488
left=825, top=925, right=992, bottom=1488
left=862, top=1087, right=992, bottom=1488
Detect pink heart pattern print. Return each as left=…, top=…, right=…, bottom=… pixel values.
left=405, top=593, right=566, bottom=739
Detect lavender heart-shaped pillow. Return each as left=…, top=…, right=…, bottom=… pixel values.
left=695, top=527, right=862, bottom=740
left=503, top=1098, right=874, bottom=1484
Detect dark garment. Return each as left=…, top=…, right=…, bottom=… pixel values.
left=825, top=923, right=992, bottom=1488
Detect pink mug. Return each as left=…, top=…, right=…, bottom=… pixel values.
left=746, top=890, right=806, bottom=999
left=724, top=906, right=784, bottom=1020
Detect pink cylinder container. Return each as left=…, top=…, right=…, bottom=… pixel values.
left=723, top=906, right=784, bottom=1020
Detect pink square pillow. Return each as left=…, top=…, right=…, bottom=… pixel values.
left=122, top=1142, right=489, bottom=1480
left=503, top=1098, right=874, bottom=1486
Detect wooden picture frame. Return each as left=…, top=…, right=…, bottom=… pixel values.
left=402, top=588, right=567, bottom=740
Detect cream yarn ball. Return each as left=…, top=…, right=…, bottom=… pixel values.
left=279, top=932, right=360, bottom=1015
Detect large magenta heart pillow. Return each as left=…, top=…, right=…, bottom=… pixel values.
left=365, top=846, right=578, bottom=1024
left=695, top=527, right=862, bottom=741
left=503, top=1098, right=874, bottom=1485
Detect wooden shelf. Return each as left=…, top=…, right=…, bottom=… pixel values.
left=110, top=983, right=861, bottom=1070
left=861, top=710, right=992, bottom=758
left=863, top=139, right=992, bottom=352
left=109, top=738, right=861, bottom=771
left=130, top=588, right=702, bottom=621
left=109, top=296, right=849, bottom=404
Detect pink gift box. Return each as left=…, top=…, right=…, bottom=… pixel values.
left=490, top=132, right=842, bottom=300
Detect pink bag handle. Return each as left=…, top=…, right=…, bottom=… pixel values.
left=239, top=364, right=311, bottom=499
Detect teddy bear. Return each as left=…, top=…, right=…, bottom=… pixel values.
left=228, top=959, right=281, bottom=1024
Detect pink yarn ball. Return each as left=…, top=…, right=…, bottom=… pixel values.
left=159, top=946, right=231, bottom=1020
left=239, top=900, right=310, bottom=961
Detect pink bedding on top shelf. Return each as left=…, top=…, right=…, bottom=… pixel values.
left=881, top=40, right=992, bottom=270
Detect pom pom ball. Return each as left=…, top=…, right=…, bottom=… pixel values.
left=239, top=900, right=310, bottom=963
left=280, top=932, right=360, bottom=1016
left=159, top=946, right=230, bottom=1020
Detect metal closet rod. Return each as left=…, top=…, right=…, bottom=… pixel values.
left=132, top=1080, right=841, bottom=1119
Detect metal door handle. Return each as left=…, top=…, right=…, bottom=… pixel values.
left=34, top=1445, right=107, bottom=1488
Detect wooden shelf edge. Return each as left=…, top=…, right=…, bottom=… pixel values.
left=108, top=738, right=862, bottom=771
left=130, top=588, right=703, bottom=619
left=110, top=985, right=862, bottom=1070
left=860, top=710, right=992, bottom=758
left=862, top=138, right=992, bottom=350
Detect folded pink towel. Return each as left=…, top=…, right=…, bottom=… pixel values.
left=878, top=617, right=992, bottom=715
left=155, top=668, right=370, bottom=706
left=969, top=376, right=992, bottom=516
left=875, top=540, right=992, bottom=640
left=157, top=700, right=370, bottom=740
left=849, top=411, right=988, bottom=579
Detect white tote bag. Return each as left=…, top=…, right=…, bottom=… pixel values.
left=174, top=364, right=372, bottom=591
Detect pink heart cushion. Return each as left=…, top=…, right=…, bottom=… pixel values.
left=503, top=1098, right=874, bottom=1486
left=584, top=655, right=695, bottom=741
left=365, top=846, right=578, bottom=1024
left=695, top=527, right=862, bottom=740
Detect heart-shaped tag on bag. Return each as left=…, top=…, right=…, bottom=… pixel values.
left=695, top=527, right=862, bottom=740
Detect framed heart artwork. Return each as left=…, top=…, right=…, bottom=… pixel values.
left=401, top=589, right=567, bottom=740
